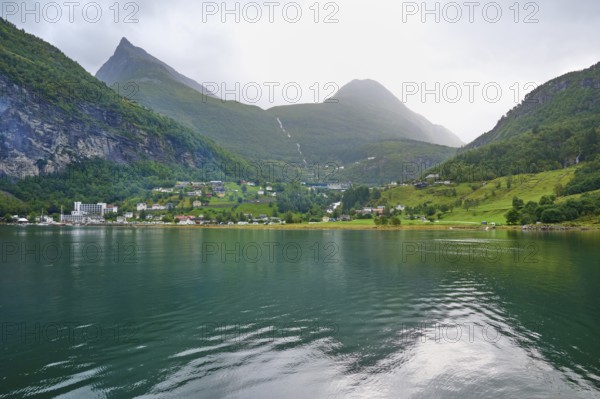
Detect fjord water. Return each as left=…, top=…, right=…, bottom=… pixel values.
left=1, top=227, right=599, bottom=398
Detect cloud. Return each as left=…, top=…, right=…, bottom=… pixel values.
left=4, top=0, right=600, bottom=143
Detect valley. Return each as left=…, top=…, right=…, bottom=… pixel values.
left=0, top=17, right=599, bottom=228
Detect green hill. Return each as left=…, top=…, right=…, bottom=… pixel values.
left=434, top=62, right=600, bottom=186
left=337, top=139, right=458, bottom=185
left=0, top=18, right=244, bottom=179
left=95, top=40, right=462, bottom=183
left=96, top=38, right=301, bottom=163
left=467, top=62, right=600, bottom=149
left=270, top=79, right=463, bottom=150
left=268, top=79, right=463, bottom=164
left=382, top=167, right=600, bottom=225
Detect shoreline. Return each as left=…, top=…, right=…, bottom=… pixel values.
left=5, top=223, right=600, bottom=232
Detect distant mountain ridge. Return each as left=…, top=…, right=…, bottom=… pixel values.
left=96, top=37, right=302, bottom=163
left=308, top=78, right=464, bottom=148
left=95, top=38, right=461, bottom=183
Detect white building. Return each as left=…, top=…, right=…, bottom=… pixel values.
left=137, top=203, right=147, bottom=211
left=106, top=205, right=118, bottom=214
left=75, top=202, right=106, bottom=216
left=61, top=202, right=114, bottom=223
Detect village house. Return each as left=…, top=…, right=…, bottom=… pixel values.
left=327, top=183, right=352, bottom=191
left=175, top=215, right=195, bottom=225
left=153, top=187, right=174, bottom=193
left=106, top=204, right=119, bottom=214
left=356, top=207, right=386, bottom=216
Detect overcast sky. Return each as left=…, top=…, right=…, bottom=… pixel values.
left=4, top=0, right=600, bottom=143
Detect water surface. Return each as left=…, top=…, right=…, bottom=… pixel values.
left=1, top=227, right=599, bottom=398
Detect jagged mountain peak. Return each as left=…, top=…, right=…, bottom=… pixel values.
left=96, top=38, right=213, bottom=96
left=118, top=37, right=133, bottom=47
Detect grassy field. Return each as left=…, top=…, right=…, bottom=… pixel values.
left=385, top=168, right=578, bottom=225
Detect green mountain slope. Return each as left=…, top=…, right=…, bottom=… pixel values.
left=0, top=18, right=244, bottom=179
left=95, top=40, right=462, bottom=183
left=96, top=38, right=214, bottom=96
left=337, top=139, right=458, bottom=185
left=435, top=62, right=600, bottom=185
left=380, top=166, right=600, bottom=226
left=95, top=38, right=301, bottom=162
left=468, top=61, right=600, bottom=149
left=265, top=79, right=462, bottom=184
left=268, top=79, right=463, bottom=164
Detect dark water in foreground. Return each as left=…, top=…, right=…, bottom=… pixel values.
left=1, top=226, right=599, bottom=398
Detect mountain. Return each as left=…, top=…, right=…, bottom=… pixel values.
left=330, top=79, right=462, bottom=148
left=467, top=62, right=600, bottom=149
left=96, top=38, right=300, bottom=163
left=268, top=79, right=464, bottom=162
left=435, top=62, right=600, bottom=185
left=0, top=18, right=243, bottom=179
left=266, top=79, right=462, bottom=183
left=336, top=139, right=458, bottom=185
left=96, top=37, right=214, bottom=96
left=96, top=40, right=462, bottom=183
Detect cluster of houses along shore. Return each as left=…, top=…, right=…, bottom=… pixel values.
left=58, top=200, right=285, bottom=225
left=31, top=178, right=439, bottom=226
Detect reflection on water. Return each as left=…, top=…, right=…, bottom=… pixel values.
left=0, top=227, right=599, bottom=398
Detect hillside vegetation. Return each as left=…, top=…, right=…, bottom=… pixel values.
left=381, top=167, right=599, bottom=225
left=0, top=18, right=244, bottom=178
